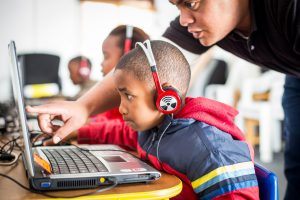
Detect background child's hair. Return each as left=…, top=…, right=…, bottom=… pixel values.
left=68, top=56, right=92, bottom=69
left=108, top=25, right=150, bottom=53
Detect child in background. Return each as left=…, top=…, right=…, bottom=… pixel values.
left=77, top=26, right=149, bottom=148
left=43, top=26, right=149, bottom=148
left=100, top=25, right=149, bottom=76
left=89, top=25, right=150, bottom=122
left=103, top=40, right=258, bottom=199
left=68, top=56, right=96, bottom=100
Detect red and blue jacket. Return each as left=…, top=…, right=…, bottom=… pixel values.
left=77, top=108, right=137, bottom=150
left=78, top=97, right=259, bottom=199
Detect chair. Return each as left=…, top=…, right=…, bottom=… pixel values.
left=205, top=59, right=261, bottom=107
left=236, top=71, right=285, bottom=162
left=18, top=53, right=61, bottom=98
left=255, top=163, right=279, bottom=200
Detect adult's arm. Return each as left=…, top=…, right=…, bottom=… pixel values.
left=26, top=71, right=120, bottom=143
left=77, top=71, right=120, bottom=116
left=292, top=0, right=300, bottom=53
left=269, top=0, right=300, bottom=54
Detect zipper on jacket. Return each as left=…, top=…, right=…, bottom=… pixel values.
left=145, top=131, right=157, bottom=161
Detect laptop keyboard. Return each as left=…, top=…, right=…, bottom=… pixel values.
left=42, top=148, right=108, bottom=174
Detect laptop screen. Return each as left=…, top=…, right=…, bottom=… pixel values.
left=8, top=41, right=35, bottom=177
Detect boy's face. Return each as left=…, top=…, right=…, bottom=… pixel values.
left=114, top=70, right=164, bottom=132
left=101, top=35, right=123, bottom=76
left=68, top=61, right=82, bottom=85
left=169, top=0, right=249, bottom=46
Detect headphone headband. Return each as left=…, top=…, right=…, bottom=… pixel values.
left=136, top=40, right=163, bottom=94
left=135, top=40, right=156, bottom=66
left=124, top=25, right=133, bottom=54
left=126, top=25, right=133, bottom=38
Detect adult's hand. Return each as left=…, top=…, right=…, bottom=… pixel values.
left=26, top=101, right=88, bottom=144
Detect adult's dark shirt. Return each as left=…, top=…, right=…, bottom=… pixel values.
left=163, top=0, right=300, bottom=76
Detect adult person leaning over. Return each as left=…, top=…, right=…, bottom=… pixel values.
left=27, top=0, right=299, bottom=199
left=162, top=1, right=299, bottom=200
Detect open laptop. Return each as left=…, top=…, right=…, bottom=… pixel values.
left=8, top=41, right=160, bottom=191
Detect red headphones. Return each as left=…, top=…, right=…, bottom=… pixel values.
left=136, top=40, right=182, bottom=114
left=124, top=25, right=133, bottom=54
left=78, top=57, right=91, bottom=79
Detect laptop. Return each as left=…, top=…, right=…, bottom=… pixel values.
left=8, top=41, right=161, bottom=191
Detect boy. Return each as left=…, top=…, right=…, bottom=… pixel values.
left=68, top=56, right=96, bottom=100
left=94, top=40, right=259, bottom=199
left=41, top=26, right=149, bottom=148
left=76, top=25, right=149, bottom=148
left=28, top=40, right=259, bottom=199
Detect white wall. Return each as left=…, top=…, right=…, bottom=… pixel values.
left=0, top=0, right=81, bottom=100
left=80, top=1, right=179, bottom=80
left=0, top=0, right=179, bottom=101
left=0, top=0, right=35, bottom=101
left=80, top=2, right=157, bottom=79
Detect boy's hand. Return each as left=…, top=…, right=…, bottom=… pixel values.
left=26, top=101, right=88, bottom=144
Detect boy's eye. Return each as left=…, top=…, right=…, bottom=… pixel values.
left=126, top=93, right=134, bottom=101
left=184, top=1, right=200, bottom=10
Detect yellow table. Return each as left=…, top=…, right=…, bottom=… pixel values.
left=0, top=157, right=182, bottom=200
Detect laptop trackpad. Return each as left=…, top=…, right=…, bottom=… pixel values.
left=102, top=156, right=126, bottom=163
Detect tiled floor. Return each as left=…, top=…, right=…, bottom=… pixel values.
left=255, top=148, right=287, bottom=200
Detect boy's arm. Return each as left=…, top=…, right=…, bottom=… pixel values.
left=27, top=71, right=121, bottom=144
left=189, top=161, right=259, bottom=200
left=77, top=120, right=137, bottom=150
left=185, top=129, right=259, bottom=200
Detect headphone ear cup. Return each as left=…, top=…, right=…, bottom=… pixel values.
left=79, top=59, right=91, bottom=79
left=162, top=86, right=182, bottom=104
left=79, top=66, right=90, bottom=78
left=156, top=87, right=182, bottom=114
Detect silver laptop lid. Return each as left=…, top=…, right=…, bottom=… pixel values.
left=8, top=41, right=35, bottom=177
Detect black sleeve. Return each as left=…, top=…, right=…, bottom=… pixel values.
left=293, top=0, right=300, bottom=53
left=163, top=16, right=209, bottom=55
left=275, top=0, right=300, bottom=54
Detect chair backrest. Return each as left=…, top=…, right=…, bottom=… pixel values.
left=17, top=53, right=61, bottom=98
left=206, top=59, right=228, bottom=86
left=255, top=163, right=279, bottom=200
left=188, top=58, right=229, bottom=97
left=18, top=53, right=61, bottom=89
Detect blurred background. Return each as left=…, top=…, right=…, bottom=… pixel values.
left=0, top=0, right=286, bottom=198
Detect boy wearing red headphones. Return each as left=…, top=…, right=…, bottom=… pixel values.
left=41, top=26, right=149, bottom=147
left=76, top=25, right=149, bottom=148
left=68, top=56, right=96, bottom=100
left=28, top=39, right=259, bottom=199
left=89, top=40, right=259, bottom=199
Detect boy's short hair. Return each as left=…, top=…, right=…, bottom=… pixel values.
left=115, top=40, right=191, bottom=99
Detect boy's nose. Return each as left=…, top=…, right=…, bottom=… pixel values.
left=179, top=10, right=194, bottom=27
left=119, top=102, right=128, bottom=115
